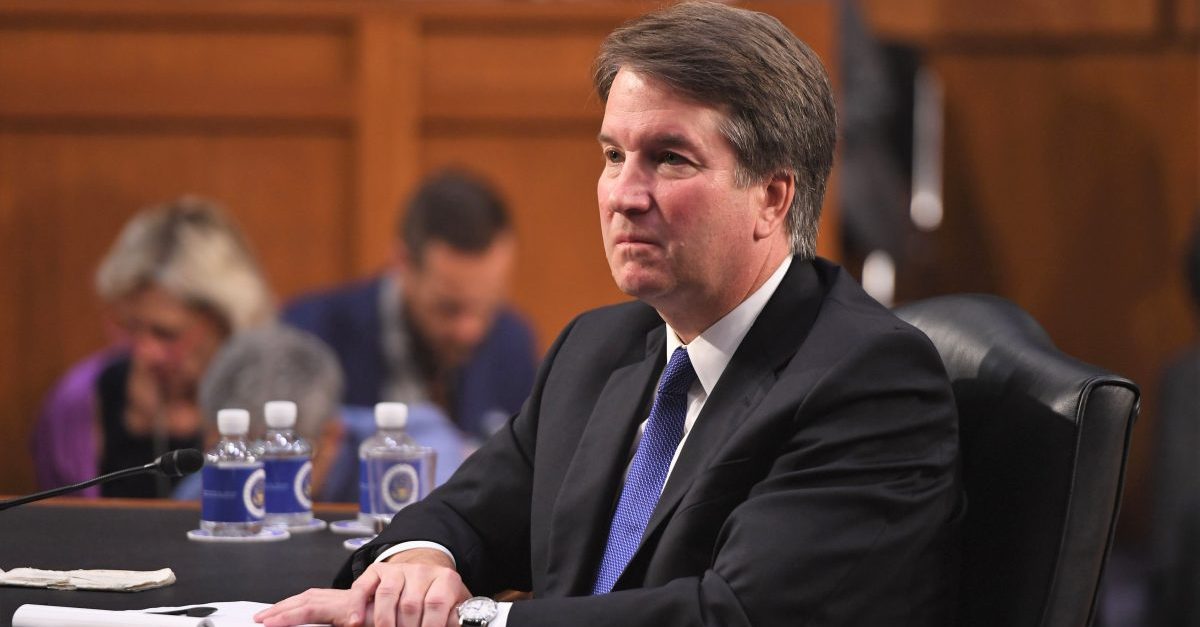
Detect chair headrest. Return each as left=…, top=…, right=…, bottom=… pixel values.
left=895, top=294, right=1136, bottom=424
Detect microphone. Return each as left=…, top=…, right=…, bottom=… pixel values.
left=154, top=448, right=205, bottom=477
left=0, top=448, right=205, bottom=512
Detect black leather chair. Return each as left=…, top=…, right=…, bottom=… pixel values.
left=895, top=294, right=1140, bottom=627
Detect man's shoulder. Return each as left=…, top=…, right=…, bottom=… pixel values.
left=489, top=305, right=538, bottom=344
left=537, top=300, right=662, bottom=366
left=1161, top=344, right=1200, bottom=397
left=282, top=276, right=384, bottom=328
left=807, top=258, right=942, bottom=361
left=285, top=276, right=382, bottom=311
left=567, top=300, right=662, bottom=338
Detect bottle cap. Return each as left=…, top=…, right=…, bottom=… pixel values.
left=375, top=402, right=408, bottom=429
left=217, top=408, right=251, bottom=435
left=264, top=400, right=298, bottom=429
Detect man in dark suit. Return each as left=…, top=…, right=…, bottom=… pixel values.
left=1148, top=216, right=1200, bottom=627
left=258, top=2, right=961, bottom=626
left=282, top=170, right=538, bottom=442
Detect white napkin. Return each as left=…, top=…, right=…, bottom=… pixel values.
left=0, top=567, right=175, bottom=591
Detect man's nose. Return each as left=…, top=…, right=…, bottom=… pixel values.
left=608, top=162, right=653, bottom=215
left=451, top=314, right=488, bottom=349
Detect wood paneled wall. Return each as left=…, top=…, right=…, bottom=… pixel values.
left=864, top=0, right=1159, bottom=38
left=1179, top=0, right=1199, bottom=34
left=0, top=1, right=837, bottom=494
left=862, top=0, right=1199, bottom=539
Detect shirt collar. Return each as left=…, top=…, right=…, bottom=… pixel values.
left=665, top=256, right=792, bottom=394
left=380, top=272, right=403, bottom=362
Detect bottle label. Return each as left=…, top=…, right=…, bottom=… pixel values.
left=201, top=464, right=266, bottom=523
left=359, top=459, right=423, bottom=516
left=265, top=458, right=313, bottom=514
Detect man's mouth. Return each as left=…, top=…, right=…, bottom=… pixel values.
left=613, top=234, right=658, bottom=246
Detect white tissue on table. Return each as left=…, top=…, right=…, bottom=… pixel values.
left=0, top=567, right=175, bottom=591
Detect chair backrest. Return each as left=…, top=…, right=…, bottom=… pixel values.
left=895, top=294, right=1140, bottom=627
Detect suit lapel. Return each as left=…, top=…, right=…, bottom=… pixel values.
left=621, top=259, right=825, bottom=583
left=545, top=326, right=666, bottom=596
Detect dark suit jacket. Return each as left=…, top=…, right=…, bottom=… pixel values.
left=282, top=276, right=537, bottom=440
left=1149, top=345, right=1200, bottom=627
left=337, top=258, right=962, bottom=626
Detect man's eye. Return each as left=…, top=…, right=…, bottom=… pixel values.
left=660, top=152, right=687, bottom=166
left=604, top=149, right=623, bottom=163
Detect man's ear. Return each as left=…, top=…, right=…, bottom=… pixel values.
left=392, top=241, right=414, bottom=278
left=753, top=171, right=795, bottom=241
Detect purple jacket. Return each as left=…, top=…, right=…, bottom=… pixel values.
left=30, top=348, right=123, bottom=497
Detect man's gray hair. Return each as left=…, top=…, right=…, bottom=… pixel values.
left=95, top=196, right=274, bottom=333
left=593, top=0, right=838, bottom=259
left=199, top=324, right=344, bottom=439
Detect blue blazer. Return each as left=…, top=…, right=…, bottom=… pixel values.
left=282, top=276, right=538, bottom=441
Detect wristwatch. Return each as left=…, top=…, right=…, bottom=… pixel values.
left=457, top=596, right=499, bottom=627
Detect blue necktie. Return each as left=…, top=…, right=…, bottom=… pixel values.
left=592, top=347, right=697, bottom=594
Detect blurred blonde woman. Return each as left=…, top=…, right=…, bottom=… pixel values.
left=33, top=197, right=273, bottom=498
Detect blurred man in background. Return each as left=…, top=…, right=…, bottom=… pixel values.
left=1149, top=214, right=1200, bottom=626
left=283, top=170, right=537, bottom=444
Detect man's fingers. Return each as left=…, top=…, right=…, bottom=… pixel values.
left=252, top=561, right=468, bottom=627
left=396, top=570, right=433, bottom=627
left=260, top=606, right=326, bottom=627
left=351, top=564, right=383, bottom=595
left=345, top=584, right=375, bottom=627
left=350, top=564, right=385, bottom=626
left=372, top=566, right=407, bottom=627
left=254, top=588, right=325, bottom=622
left=254, top=588, right=361, bottom=627
left=420, top=571, right=466, bottom=627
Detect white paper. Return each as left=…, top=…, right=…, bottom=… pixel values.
left=137, top=601, right=329, bottom=627
left=12, top=604, right=212, bottom=627
left=137, top=602, right=267, bottom=627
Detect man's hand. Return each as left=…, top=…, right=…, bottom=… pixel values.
left=254, top=548, right=470, bottom=627
left=254, top=588, right=371, bottom=627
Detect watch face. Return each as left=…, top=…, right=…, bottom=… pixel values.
left=458, top=597, right=498, bottom=622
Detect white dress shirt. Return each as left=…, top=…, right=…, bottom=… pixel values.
left=376, top=257, right=794, bottom=626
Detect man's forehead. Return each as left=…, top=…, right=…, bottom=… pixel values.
left=415, top=238, right=514, bottom=274
left=598, top=69, right=730, bottom=145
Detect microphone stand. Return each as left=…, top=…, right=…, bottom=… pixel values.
left=0, top=462, right=160, bottom=512
left=153, top=405, right=169, bottom=499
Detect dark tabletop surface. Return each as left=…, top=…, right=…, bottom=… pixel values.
left=0, top=501, right=361, bottom=627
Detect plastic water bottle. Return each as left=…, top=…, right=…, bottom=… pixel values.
left=201, top=409, right=265, bottom=536
left=261, top=400, right=314, bottom=528
left=358, top=402, right=436, bottom=527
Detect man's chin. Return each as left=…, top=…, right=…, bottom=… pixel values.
left=434, top=346, right=472, bottom=370
left=612, top=271, right=671, bottom=301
